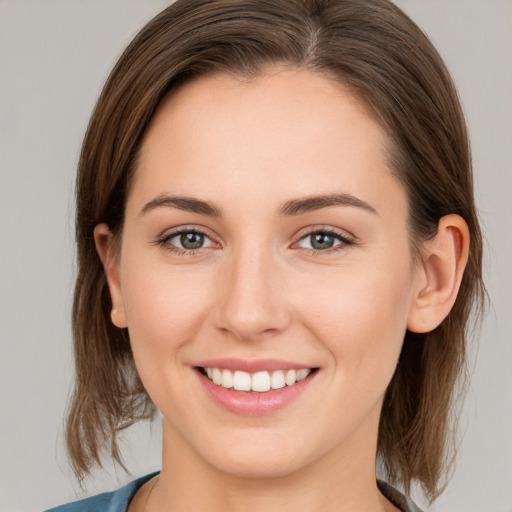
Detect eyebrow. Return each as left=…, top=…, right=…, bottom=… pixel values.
left=139, top=193, right=377, bottom=218
left=139, top=195, right=222, bottom=217
left=279, top=193, right=378, bottom=216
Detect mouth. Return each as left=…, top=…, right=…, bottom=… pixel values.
left=197, top=366, right=317, bottom=393
left=194, top=361, right=319, bottom=415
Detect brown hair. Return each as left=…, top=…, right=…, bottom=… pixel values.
left=67, top=0, right=485, bottom=501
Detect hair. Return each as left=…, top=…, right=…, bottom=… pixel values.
left=67, top=0, right=485, bottom=501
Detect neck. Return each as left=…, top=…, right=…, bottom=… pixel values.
left=148, top=418, right=397, bottom=512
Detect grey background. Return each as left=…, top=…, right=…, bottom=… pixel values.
left=0, top=1, right=510, bottom=511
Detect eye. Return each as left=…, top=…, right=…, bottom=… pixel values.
left=295, top=229, right=354, bottom=252
left=158, top=228, right=217, bottom=253
left=173, top=231, right=207, bottom=250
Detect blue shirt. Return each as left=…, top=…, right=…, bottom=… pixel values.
left=45, top=473, right=423, bottom=512
left=44, top=473, right=158, bottom=512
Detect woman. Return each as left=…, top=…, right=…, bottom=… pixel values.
left=46, top=0, right=485, bottom=511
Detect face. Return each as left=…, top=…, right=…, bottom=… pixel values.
left=104, top=68, right=424, bottom=479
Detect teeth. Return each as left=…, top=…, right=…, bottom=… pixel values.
left=296, top=369, right=310, bottom=381
left=252, top=371, right=271, bottom=392
left=285, top=369, right=297, bottom=386
left=271, top=370, right=285, bottom=389
left=212, top=368, right=222, bottom=385
left=221, top=369, right=234, bottom=388
left=233, top=371, right=251, bottom=391
left=203, top=367, right=312, bottom=393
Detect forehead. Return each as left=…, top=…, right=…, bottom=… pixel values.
left=143, top=67, right=386, bottom=158
left=130, top=68, right=405, bottom=218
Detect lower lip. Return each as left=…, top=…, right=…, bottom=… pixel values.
left=196, top=369, right=317, bottom=416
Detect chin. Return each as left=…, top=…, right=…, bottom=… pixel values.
left=213, top=455, right=305, bottom=480
left=199, top=435, right=313, bottom=480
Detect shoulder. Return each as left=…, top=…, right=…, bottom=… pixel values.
left=377, top=480, right=424, bottom=512
left=44, top=490, right=114, bottom=512
left=44, top=473, right=159, bottom=512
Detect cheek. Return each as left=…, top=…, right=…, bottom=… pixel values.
left=119, top=262, right=217, bottom=419
left=298, top=255, right=414, bottom=377
left=119, top=259, right=213, bottom=363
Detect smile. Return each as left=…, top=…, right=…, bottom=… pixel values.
left=201, top=367, right=312, bottom=393
left=195, top=361, right=319, bottom=415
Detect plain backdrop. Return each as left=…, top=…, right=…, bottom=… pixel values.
left=0, top=1, right=511, bottom=511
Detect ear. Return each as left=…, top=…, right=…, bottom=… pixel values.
left=407, top=214, right=470, bottom=333
left=94, top=223, right=127, bottom=328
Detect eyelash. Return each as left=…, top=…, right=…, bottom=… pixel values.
left=155, top=226, right=356, bottom=256
left=294, top=227, right=355, bottom=255
left=155, top=227, right=215, bottom=256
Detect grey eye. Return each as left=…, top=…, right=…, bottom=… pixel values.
left=179, top=232, right=205, bottom=249
left=174, top=231, right=205, bottom=250
left=295, top=230, right=353, bottom=252
left=161, top=228, right=217, bottom=253
left=309, top=233, right=335, bottom=250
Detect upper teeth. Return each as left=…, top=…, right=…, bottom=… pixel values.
left=204, top=368, right=311, bottom=392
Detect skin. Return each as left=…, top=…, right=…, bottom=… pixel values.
left=96, top=67, right=469, bottom=512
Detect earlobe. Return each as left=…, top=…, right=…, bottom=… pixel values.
left=94, top=223, right=127, bottom=328
left=407, top=215, right=470, bottom=333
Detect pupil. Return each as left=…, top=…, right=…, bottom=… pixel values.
left=181, top=232, right=204, bottom=249
left=311, top=233, right=334, bottom=250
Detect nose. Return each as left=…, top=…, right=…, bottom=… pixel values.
left=213, top=247, right=292, bottom=342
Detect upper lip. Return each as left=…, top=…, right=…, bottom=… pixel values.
left=195, top=358, right=318, bottom=373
